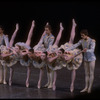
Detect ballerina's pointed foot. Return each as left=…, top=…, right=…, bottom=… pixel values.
left=3, top=81, right=7, bottom=85
left=9, top=80, right=12, bottom=86
left=37, top=82, right=41, bottom=89
left=53, top=84, right=56, bottom=91
left=48, top=84, right=53, bottom=89
left=26, top=81, right=29, bottom=88
left=70, top=84, right=74, bottom=93
left=87, top=88, right=91, bottom=93
left=80, top=88, right=88, bottom=93
left=37, top=85, right=40, bottom=89
left=44, top=83, right=49, bottom=88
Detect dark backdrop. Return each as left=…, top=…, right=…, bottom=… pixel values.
left=0, top=0, right=100, bottom=56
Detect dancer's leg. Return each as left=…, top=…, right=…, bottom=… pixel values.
left=54, top=22, right=64, bottom=46
left=26, top=66, right=31, bottom=87
left=0, top=63, right=3, bottom=83
left=88, top=61, right=95, bottom=93
left=80, top=61, right=89, bottom=92
left=10, top=23, right=19, bottom=47
left=68, top=19, right=77, bottom=92
left=70, top=69, right=76, bottom=92
left=69, top=19, right=77, bottom=44
left=37, top=68, right=44, bottom=89
left=26, top=20, right=35, bottom=46
left=9, top=67, right=14, bottom=86
left=48, top=70, right=54, bottom=88
left=3, top=65, right=7, bottom=84
left=53, top=71, right=57, bottom=91
left=44, top=66, right=50, bottom=87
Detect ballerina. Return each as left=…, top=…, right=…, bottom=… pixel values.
left=9, top=20, right=35, bottom=87
left=0, top=23, right=19, bottom=84
left=47, top=19, right=83, bottom=92
left=58, top=19, right=83, bottom=92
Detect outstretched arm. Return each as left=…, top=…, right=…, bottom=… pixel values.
left=69, top=19, right=77, bottom=44
left=54, top=22, right=64, bottom=46
left=10, top=23, right=19, bottom=47
left=26, top=20, right=35, bottom=46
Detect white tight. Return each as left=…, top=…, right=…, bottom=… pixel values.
left=84, top=60, right=95, bottom=91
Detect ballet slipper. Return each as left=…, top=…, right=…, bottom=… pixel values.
left=3, top=81, right=7, bottom=85
left=37, top=82, right=41, bottom=89
left=70, top=84, right=74, bottom=93
left=44, top=83, right=49, bottom=88
left=87, top=88, right=91, bottom=93
left=26, top=81, right=29, bottom=88
left=53, top=83, right=56, bottom=91
left=80, top=88, right=88, bottom=93
left=48, top=83, right=53, bottom=89
left=9, top=80, right=12, bottom=86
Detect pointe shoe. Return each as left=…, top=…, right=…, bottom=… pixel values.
left=26, top=82, right=29, bottom=88
left=3, top=81, right=7, bottom=85
left=37, top=85, right=40, bottom=89
left=80, top=88, right=88, bottom=93
left=9, top=81, right=12, bottom=86
left=53, top=84, right=56, bottom=91
left=87, top=89, right=91, bottom=93
left=37, top=82, right=41, bottom=89
left=48, top=84, right=53, bottom=89
left=70, top=85, right=74, bottom=93
left=44, top=83, right=49, bottom=88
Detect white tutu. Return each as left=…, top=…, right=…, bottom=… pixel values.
left=33, top=44, right=46, bottom=52
left=15, top=42, right=31, bottom=50
left=33, top=60, right=46, bottom=69
left=20, top=58, right=32, bottom=67
left=47, top=44, right=58, bottom=53
left=0, top=45, right=18, bottom=67
left=47, top=58, right=64, bottom=71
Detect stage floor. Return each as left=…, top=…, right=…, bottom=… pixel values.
left=0, top=57, right=100, bottom=99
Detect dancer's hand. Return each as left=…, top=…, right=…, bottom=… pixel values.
left=83, top=48, right=87, bottom=52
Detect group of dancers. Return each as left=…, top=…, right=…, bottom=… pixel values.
left=0, top=19, right=96, bottom=93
